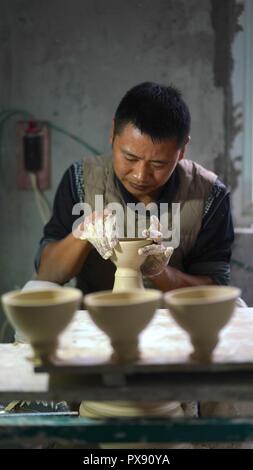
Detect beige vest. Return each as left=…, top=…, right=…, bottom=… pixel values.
left=76, top=155, right=217, bottom=294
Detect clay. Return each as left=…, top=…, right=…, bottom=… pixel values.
left=164, top=285, right=241, bottom=362
left=110, top=238, right=152, bottom=291
left=84, top=289, right=162, bottom=362
left=1, top=287, right=82, bottom=363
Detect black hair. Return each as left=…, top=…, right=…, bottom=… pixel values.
left=114, top=82, right=191, bottom=148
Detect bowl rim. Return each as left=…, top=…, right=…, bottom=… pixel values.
left=85, top=288, right=162, bottom=306
left=164, top=285, right=241, bottom=306
left=117, top=238, right=153, bottom=243
left=1, top=287, right=83, bottom=307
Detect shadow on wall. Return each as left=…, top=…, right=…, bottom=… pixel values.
left=0, top=312, right=14, bottom=343
left=231, top=233, right=253, bottom=307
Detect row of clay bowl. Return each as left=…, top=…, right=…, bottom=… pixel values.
left=1, top=285, right=240, bottom=364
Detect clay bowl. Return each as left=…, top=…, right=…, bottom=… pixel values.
left=164, top=285, right=241, bottom=362
left=110, top=238, right=152, bottom=290
left=1, top=287, right=82, bottom=362
left=84, top=288, right=162, bottom=362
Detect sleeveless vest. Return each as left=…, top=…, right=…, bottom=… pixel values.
left=76, top=155, right=217, bottom=294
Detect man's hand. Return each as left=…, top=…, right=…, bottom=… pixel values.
left=139, top=215, right=174, bottom=278
left=77, top=209, right=118, bottom=260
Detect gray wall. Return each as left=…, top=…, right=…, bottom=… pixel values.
left=231, top=231, right=253, bottom=304
left=0, top=0, right=250, bottom=339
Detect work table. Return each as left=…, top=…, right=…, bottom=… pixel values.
left=1, top=307, right=253, bottom=446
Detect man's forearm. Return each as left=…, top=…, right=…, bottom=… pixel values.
left=150, top=265, right=215, bottom=292
left=37, top=234, right=92, bottom=284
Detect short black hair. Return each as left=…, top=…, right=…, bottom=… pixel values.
left=114, top=82, right=191, bottom=148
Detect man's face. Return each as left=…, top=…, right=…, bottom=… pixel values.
left=111, top=123, right=188, bottom=203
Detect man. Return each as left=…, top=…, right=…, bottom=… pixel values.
left=34, top=82, right=235, bottom=447
left=36, top=82, right=233, bottom=293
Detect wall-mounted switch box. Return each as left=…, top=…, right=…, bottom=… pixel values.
left=17, top=120, right=50, bottom=190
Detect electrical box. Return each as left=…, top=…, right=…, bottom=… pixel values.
left=16, top=120, right=50, bottom=190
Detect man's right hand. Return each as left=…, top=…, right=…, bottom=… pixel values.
left=75, top=209, right=118, bottom=260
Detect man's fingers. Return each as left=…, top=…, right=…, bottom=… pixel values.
left=104, top=207, right=113, bottom=216
left=138, top=244, right=165, bottom=256
left=164, top=247, right=174, bottom=258
left=142, top=214, right=163, bottom=240
left=138, top=244, right=174, bottom=257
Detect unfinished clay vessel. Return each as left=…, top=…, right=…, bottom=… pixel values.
left=164, top=285, right=241, bottom=362
left=1, top=287, right=82, bottom=363
left=110, top=238, right=152, bottom=291
left=84, top=289, right=162, bottom=362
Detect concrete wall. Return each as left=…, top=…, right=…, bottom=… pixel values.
left=0, top=0, right=249, bottom=339
left=231, top=230, right=253, bottom=305
left=229, top=0, right=253, bottom=306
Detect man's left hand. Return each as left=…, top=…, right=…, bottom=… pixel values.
left=139, top=215, right=174, bottom=278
